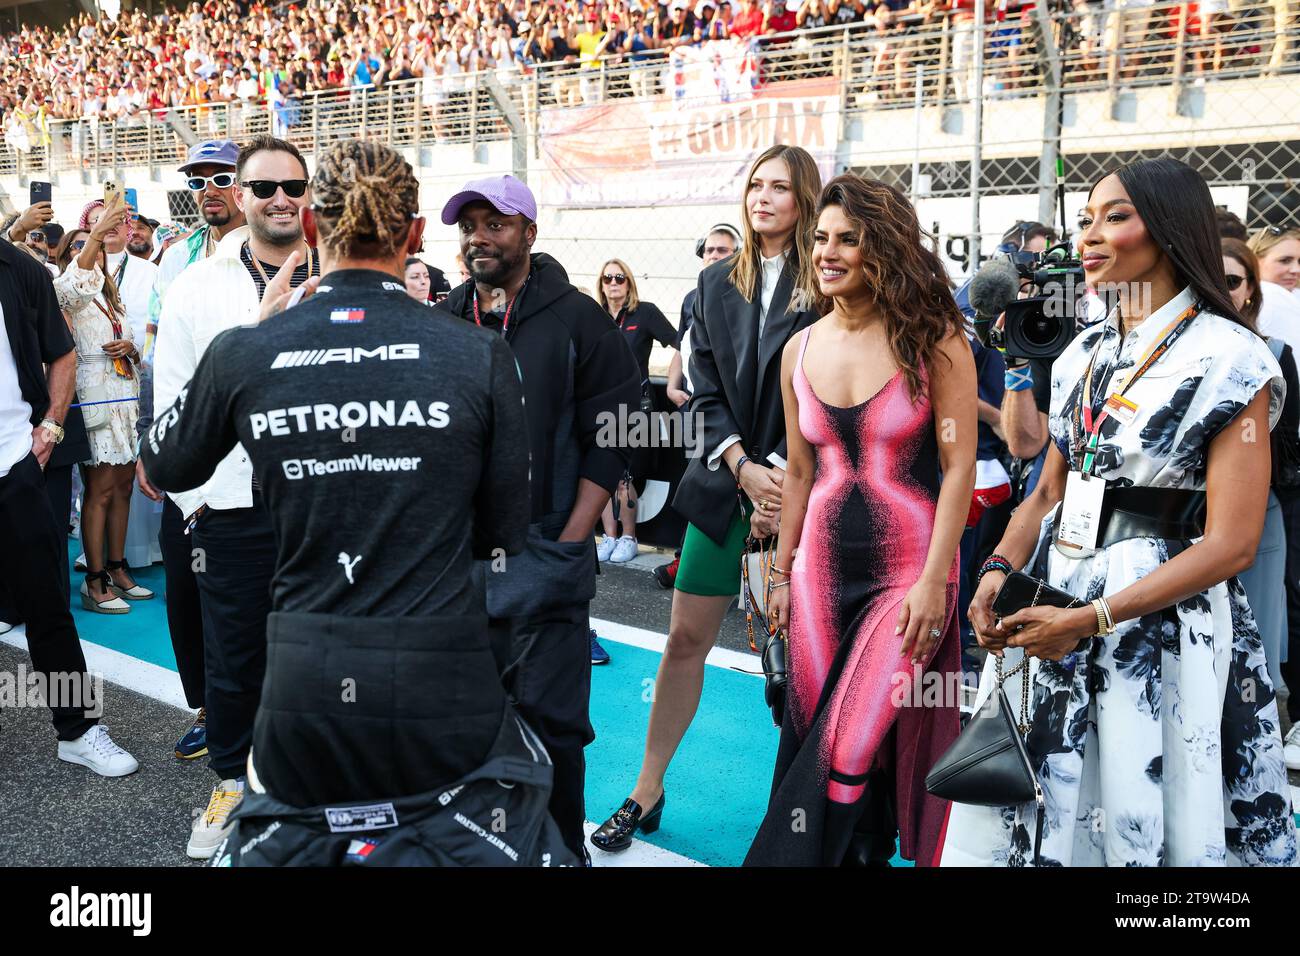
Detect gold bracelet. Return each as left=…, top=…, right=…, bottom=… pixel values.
left=1099, top=596, right=1116, bottom=634
left=769, top=580, right=790, bottom=590
left=770, top=563, right=791, bottom=578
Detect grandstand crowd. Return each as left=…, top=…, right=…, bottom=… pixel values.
left=3, top=0, right=1298, bottom=145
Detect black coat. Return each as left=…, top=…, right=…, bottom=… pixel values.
left=673, top=256, right=819, bottom=545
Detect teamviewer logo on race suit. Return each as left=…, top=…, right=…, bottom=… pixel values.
left=324, top=803, right=399, bottom=833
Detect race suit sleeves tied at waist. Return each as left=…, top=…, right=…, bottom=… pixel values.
left=252, top=611, right=507, bottom=810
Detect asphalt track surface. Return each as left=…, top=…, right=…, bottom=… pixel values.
left=2, top=546, right=1297, bottom=867
left=0, top=550, right=777, bottom=867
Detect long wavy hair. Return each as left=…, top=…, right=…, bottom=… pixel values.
left=729, top=144, right=822, bottom=313
left=55, top=224, right=125, bottom=320
left=817, top=174, right=962, bottom=400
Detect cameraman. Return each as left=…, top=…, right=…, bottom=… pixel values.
left=996, top=222, right=1058, bottom=496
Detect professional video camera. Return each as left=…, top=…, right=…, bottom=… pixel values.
left=970, top=241, right=1087, bottom=362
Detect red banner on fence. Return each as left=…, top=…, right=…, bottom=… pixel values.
left=537, top=77, right=840, bottom=208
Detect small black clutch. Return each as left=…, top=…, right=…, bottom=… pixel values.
left=992, top=571, right=1081, bottom=617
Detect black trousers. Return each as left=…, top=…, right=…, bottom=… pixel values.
left=160, top=498, right=206, bottom=711
left=192, top=499, right=276, bottom=780
left=0, top=460, right=74, bottom=621
left=1277, top=487, right=1300, bottom=721
left=0, top=454, right=96, bottom=740
left=490, top=603, right=593, bottom=859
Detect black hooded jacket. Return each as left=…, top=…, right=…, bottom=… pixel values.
left=438, top=252, right=641, bottom=528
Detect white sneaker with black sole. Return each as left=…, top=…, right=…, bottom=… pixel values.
left=1284, top=723, right=1300, bottom=772
left=57, top=724, right=139, bottom=777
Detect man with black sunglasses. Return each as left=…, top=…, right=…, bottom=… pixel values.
left=150, top=134, right=319, bottom=861
left=137, top=139, right=249, bottom=777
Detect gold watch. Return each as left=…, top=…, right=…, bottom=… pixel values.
left=39, top=418, right=65, bottom=444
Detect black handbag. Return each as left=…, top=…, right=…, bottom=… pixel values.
left=924, top=573, right=1083, bottom=865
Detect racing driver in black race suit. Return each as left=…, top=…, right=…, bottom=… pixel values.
left=141, top=139, right=577, bottom=866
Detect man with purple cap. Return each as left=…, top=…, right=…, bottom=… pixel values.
left=135, top=138, right=247, bottom=770
left=436, top=174, right=641, bottom=863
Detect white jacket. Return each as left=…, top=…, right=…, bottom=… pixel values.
left=152, top=226, right=260, bottom=517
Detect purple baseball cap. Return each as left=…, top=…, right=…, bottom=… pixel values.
left=441, top=174, right=538, bottom=225
left=179, top=139, right=240, bottom=174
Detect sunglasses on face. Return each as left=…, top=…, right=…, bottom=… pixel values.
left=71, top=240, right=87, bottom=250
left=602, top=273, right=627, bottom=285
left=242, top=179, right=309, bottom=200
left=187, top=171, right=237, bottom=191
left=1225, top=274, right=1247, bottom=291
left=29, top=232, right=46, bottom=243
left=703, top=244, right=733, bottom=256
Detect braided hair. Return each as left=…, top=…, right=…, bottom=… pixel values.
left=310, top=139, right=420, bottom=258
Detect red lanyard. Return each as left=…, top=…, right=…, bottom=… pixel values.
left=1073, top=302, right=1198, bottom=474
left=472, top=281, right=525, bottom=337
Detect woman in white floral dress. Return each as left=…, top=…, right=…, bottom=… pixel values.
left=945, top=158, right=1298, bottom=867
left=55, top=196, right=153, bottom=613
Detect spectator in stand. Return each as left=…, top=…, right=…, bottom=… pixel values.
left=625, top=8, right=662, bottom=96
left=696, top=1, right=729, bottom=39
left=662, top=1, right=700, bottom=47
left=764, top=0, right=800, bottom=36
left=732, top=0, right=768, bottom=38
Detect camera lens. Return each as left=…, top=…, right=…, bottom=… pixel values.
left=1023, top=314, right=1061, bottom=348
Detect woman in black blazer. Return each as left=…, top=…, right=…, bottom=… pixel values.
left=592, top=145, right=825, bottom=851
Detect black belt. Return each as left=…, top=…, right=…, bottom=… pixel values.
left=1055, top=485, right=1206, bottom=550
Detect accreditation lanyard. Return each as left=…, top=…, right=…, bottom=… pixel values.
left=246, top=242, right=315, bottom=300
left=471, top=277, right=527, bottom=338
left=1072, top=302, right=1199, bottom=476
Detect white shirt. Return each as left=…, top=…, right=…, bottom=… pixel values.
left=0, top=300, right=34, bottom=477
left=105, top=250, right=159, bottom=354
left=707, top=250, right=790, bottom=471
left=1256, top=280, right=1300, bottom=357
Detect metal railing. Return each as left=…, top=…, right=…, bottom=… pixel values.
left=2, top=2, right=1298, bottom=178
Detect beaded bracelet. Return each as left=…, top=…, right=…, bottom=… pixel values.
left=977, top=554, right=1014, bottom=583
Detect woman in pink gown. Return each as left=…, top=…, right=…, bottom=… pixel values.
left=746, top=175, right=976, bottom=867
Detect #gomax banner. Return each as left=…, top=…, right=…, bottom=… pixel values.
left=538, top=49, right=840, bottom=208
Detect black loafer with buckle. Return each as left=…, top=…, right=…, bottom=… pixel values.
left=590, top=793, right=665, bottom=852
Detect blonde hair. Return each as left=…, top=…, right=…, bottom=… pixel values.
left=729, top=144, right=822, bottom=312
left=596, top=258, right=640, bottom=313
left=1249, top=226, right=1300, bottom=263
left=310, top=139, right=420, bottom=258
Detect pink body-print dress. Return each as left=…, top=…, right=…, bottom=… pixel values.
left=745, top=327, right=961, bottom=867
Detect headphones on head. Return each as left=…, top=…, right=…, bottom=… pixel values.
left=696, top=223, right=743, bottom=259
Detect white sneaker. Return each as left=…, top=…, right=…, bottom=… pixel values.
left=596, top=536, right=617, bottom=562
left=1284, top=723, right=1300, bottom=772
left=609, top=535, right=639, bottom=564
left=58, top=725, right=139, bottom=777
left=187, top=779, right=245, bottom=860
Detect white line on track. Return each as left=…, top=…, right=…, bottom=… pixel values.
left=2, top=624, right=705, bottom=866
left=590, top=616, right=763, bottom=676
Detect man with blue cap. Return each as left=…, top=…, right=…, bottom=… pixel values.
left=135, top=139, right=247, bottom=768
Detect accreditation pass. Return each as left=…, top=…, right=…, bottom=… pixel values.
left=1057, top=471, right=1107, bottom=551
